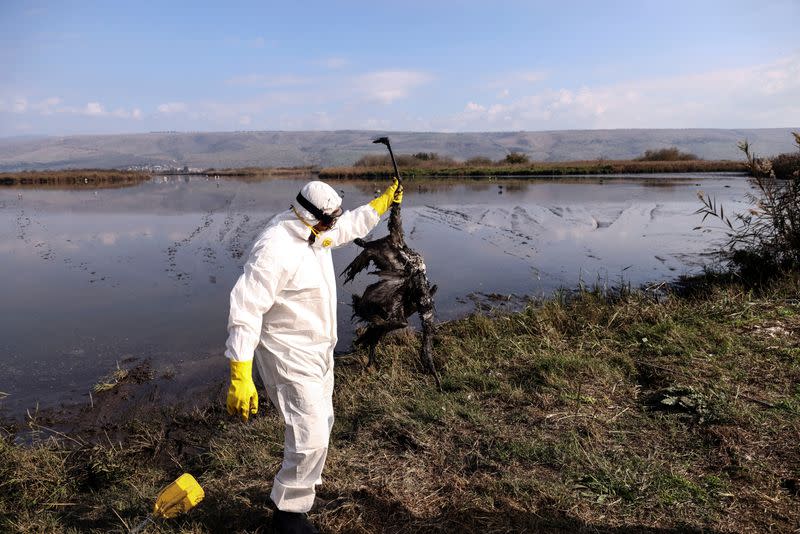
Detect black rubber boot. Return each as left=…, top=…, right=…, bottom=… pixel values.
left=272, top=509, right=319, bottom=534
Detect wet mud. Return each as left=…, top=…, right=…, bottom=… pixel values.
left=6, top=355, right=226, bottom=446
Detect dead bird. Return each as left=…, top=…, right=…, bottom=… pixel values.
left=342, top=137, right=441, bottom=388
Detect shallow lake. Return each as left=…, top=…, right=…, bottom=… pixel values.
left=0, top=174, right=751, bottom=415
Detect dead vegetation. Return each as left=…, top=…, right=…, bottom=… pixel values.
left=320, top=158, right=745, bottom=179
left=636, top=148, right=699, bottom=161
left=2, top=271, right=799, bottom=533
left=696, top=132, right=800, bottom=280
left=0, top=170, right=150, bottom=189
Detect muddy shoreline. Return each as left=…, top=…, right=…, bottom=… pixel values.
left=0, top=284, right=663, bottom=439
left=1, top=353, right=225, bottom=441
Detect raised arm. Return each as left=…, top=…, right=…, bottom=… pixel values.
left=321, top=179, right=402, bottom=249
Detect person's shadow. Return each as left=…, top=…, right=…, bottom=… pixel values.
left=313, top=488, right=720, bottom=534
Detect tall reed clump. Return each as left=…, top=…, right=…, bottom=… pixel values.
left=637, top=147, right=699, bottom=161
left=503, top=152, right=530, bottom=164
left=353, top=152, right=456, bottom=168
left=696, top=132, right=800, bottom=280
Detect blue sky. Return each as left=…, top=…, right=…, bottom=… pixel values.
left=1, top=0, right=798, bottom=136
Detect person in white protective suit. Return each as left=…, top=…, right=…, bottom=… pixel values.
left=224, top=178, right=402, bottom=534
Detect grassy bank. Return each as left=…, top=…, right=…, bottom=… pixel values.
left=2, top=272, right=799, bottom=533
left=319, top=159, right=746, bottom=179
left=0, top=170, right=151, bottom=188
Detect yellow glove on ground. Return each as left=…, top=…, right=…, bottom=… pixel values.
left=227, top=359, right=258, bottom=422
left=369, top=178, right=403, bottom=216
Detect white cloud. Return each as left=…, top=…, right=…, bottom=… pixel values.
left=123, top=69, right=430, bottom=128
left=357, top=70, right=432, bottom=104
left=31, top=97, right=62, bottom=115
left=157, top=102, right=187, bottom=114
left=361, top=117, right=391, bottom=130
left=110, top=107, right=140, bottom=119
left=0, top=97, right=28, bottom=113
left=441, top=54, right=800, bottom=130
left=85, top=102, right=104, bottom=116
left=8, top=53, right=792, bottom=134
left=73, top=102, right=143, bottom=119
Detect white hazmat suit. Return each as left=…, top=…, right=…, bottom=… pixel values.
left=225, top=180, right=385, bottom=513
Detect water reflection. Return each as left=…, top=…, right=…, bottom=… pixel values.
left=0, top=174, right=749, bottom=414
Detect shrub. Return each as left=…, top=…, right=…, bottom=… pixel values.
left=416, top=153, right=456, bottom=166
left=696, top=133, right=800, bottom=279
left=353, top=152, right=457, bottom=169
left=394, top=154, right=418, bottom=167
left=465, top=156, right=493, bottom=166
left=637, top=148, right=699, bottom=161
left=771, top=151, right=800, bottom=180
left=354, top=154, right=390, bottom=167
left=504, top=152, right=530, bottom=164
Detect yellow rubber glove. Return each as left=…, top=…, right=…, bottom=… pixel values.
left=369, top=178, right=403, bottom=216
left=226, top=359, right=258, bottom=422
left=153, top=473, right=205, bottom=519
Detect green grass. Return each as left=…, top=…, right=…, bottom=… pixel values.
left=2, top=272, right=799, bottom=532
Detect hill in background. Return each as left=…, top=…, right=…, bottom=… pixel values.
left=0, top=128, right=796, bottom=171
